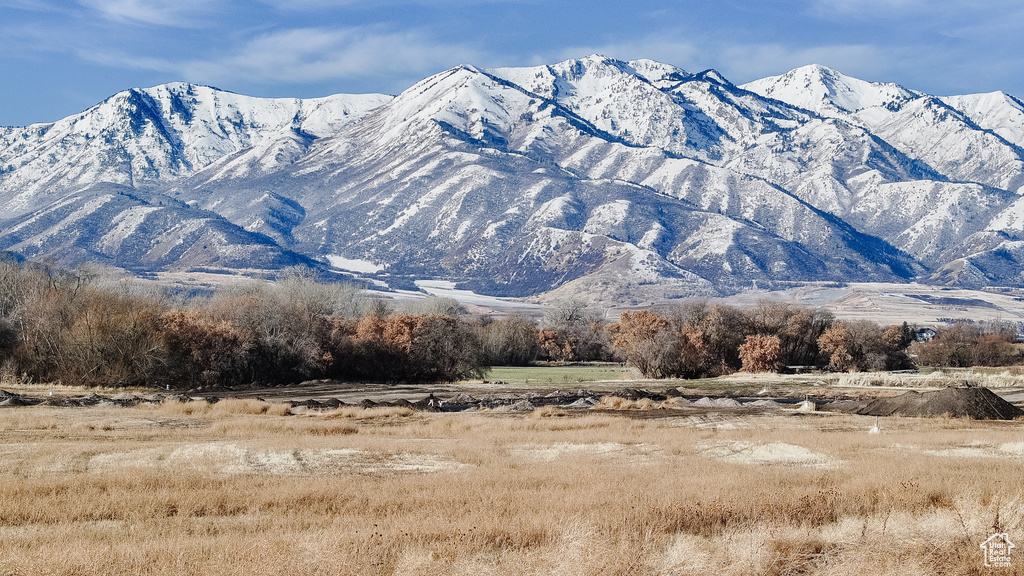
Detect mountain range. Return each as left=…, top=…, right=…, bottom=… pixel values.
left=3, top=55, right=1024, bottom=305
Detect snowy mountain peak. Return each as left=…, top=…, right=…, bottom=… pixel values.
left=941, top=91, right=1024, bottom=148
left=624, top=58, right=690, bottom=84
left=369, top=63, right=528, bottom=143
left=5, top=57, right=1024, bottom=303
left=489, top=56, right=737, bottom=156
left=692, top=69, right=732, bottom=87
left=550, top=54, right=631, bottom=77
left=742, top=64, right=919, bottom=116
left=0, top=81, right=392, bottom=210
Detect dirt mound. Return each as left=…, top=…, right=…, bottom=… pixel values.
left=857, top=388, right=1022, bottom=420
left=0, top=390, right=35, bottom=407
left=566, top=397, right=599, bottom=408
left=110, top=393, right=142, bottom=407
left=611, top=388, right=666, bottom=401
left=445, top=393, right=478, bottom=405
left=744, top=399, right=783, bottom=409
left=507, top=399, right=536, bottom=412
left=694, top=397, right=742, bottom=408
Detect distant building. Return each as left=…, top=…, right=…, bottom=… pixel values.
left=914, top=328, right=937, bottom=342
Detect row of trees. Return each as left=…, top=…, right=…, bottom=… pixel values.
left=608, top=302, right=1024, bottom=377
left=1, top=257, right=1021, bottom=387
left=0, top=260, right=488, bottom=388
left=912, top=322, right=1021, bottom=368
left=609, top=302, right=856, bottom=378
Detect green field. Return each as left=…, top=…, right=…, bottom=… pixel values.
left=475, top=364, right=817, bottom=395
left=480, top=364, right=633, bottom=385
left=473, top=363, right=1024, bottom=397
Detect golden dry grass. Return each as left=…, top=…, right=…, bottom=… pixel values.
left=834, top=370, right=1024, bottom=389
left=0, top=403, right=1022, bottom=575
left=151, top=398, right=295, bottom=417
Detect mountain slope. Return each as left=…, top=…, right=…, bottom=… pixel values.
left=0, top=183, right=317, bottom=272
left=0, top=84, right=391, bottom=216
left=942, top=91, right=1024, bottom=148
left=1, top=57, right=1023, bottom=303
left=743, top=67, right=1024, bottom=190
left=163, top=61, right=921, bottom=297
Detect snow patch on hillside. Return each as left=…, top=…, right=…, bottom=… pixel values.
left=327, top=256, right=383, bottom=273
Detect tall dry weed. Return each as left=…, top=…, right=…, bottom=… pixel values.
left=323, top=405, right=414, bottom=419
left=835, top=370, right=1024, bottom=389
left=1, top=405, right=1023, bottom=575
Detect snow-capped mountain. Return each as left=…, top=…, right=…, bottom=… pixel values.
left=741, top=65, right=1024, bottom=287
left=1, top=56, right=1023, bottom=303
left=742, top=64, right=921, bottom=117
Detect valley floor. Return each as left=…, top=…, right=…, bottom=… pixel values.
left=1, top=395, right=1023, bottom=575
left=700, top=282, right=1024, bottom=325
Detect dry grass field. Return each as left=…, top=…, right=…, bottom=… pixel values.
left=1, top=399, right=1023, bottom=575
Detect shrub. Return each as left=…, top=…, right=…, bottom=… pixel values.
left=17, top=284, right=166, bottom=387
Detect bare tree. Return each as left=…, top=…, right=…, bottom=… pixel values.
left=481, top=314, right=540, bottom=366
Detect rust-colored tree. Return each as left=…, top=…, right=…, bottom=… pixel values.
left=160, top=309, right=254, bottom=389
left=344, top=313, right=486, bottom=382
left=612, top=310, right=680, bottom=378
left=537, top=328, right=573, bottom=361
left=738, top=334, right=782, bottom=373
left=678, top=324, right=713, bottom=378
left=817, top=322, right=856, bottom=372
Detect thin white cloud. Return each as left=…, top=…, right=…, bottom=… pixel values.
left=82, top=26, right=480, bottom=85
left=76, top=0, right=225, bottom=26
left=807, top=0, right=1024, bottom=31
left=808, top=0, right=925, bottom=17
left=258, top=0, right=523, bottom=8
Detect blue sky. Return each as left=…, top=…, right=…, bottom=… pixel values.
left=2, top=0, right=1023, bottom=126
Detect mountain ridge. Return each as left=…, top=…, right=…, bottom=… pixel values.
left=1, top=55, right=1023, bottom=304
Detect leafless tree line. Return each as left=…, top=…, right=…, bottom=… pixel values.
left=0, top=259, right=487, bottom=388
left=0, top=256, right=1019, bottom=387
